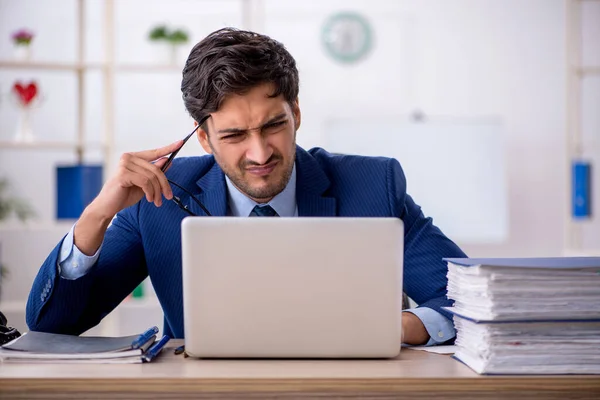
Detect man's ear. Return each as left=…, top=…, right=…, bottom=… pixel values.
left=195, top=120, right=213, bottom=154
left=292, top=98, right=301, bottom=131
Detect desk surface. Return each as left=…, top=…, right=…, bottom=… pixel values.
left=1, top=340, right=599, bottom=399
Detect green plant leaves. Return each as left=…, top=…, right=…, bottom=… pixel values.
left=148, top=26, right=189, bottom=44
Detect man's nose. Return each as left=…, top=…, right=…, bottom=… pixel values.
left=246, top=133, right=273, bottom=165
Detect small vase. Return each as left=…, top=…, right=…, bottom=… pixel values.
left=14, top=45, right=31, bottom=61
left=152, top=43, right=178, bottom=66
left=169, top=44, right=178, bottom=66
left=14, top=107, right=35, bottom=142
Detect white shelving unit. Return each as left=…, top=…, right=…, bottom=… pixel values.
left=0, top=0, right=169, bottom=336
left=564, top=0, right=600, bottom=257
left=0, top=0, right=199, bottom=171
left=0, top=1, right=105, bottom=166
left=1, top=0, right=261, bottom=336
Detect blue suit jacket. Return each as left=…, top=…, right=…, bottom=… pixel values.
left=26, top=146, right=466, bottom=338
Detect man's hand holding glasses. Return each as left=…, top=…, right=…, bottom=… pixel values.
left=73, top=140, right=183, bottom=256
left=72, top=116, right=210, bottom=257
left=72, top=136, right=187, bottom=256
left=98, top=140, right=183, bottom=213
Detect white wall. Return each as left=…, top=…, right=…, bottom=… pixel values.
left=261, top=0, right=598, bottom=258
left=0, top=0, right=598, bottom=334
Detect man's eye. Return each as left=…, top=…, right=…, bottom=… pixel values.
left=223, top=133, right=243, bottom=141
left=264, top=121, right=287, bottom=132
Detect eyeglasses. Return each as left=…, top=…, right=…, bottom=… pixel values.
left=162, top=115, right=212, bottom=217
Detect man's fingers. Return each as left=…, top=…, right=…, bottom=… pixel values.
left=133, top=156, right=173, bottom=200
left=153, top=156, right=174, bottom=174
left=131, top=140, right=183, bottom=162
left=116, top=142, right=179, bottom=208
left=154, top=157, right=168, bottom=168
left=125, top=163, right=163, bottom=207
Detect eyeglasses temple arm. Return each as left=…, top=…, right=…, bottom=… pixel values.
left=168, top=179, right=212, bottom=217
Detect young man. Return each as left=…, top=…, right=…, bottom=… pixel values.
left=26, top=28, right=466, bottom=345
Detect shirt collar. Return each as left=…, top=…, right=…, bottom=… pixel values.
left=225, top=163, right=297, bottom=217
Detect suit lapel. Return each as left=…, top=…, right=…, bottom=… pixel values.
left=295, top=146, right=337, bottom=217
left=195, top=162, right=228, bottom=216
left=192, top=147, right=337, bottom=217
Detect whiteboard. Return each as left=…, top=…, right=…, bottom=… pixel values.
left=323, top=119, right=508, bottom=244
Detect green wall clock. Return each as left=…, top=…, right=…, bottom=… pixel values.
left=321, top=11, right=373, bottom=64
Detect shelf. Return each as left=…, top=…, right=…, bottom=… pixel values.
left=0, top=141, right=105, bottom=150
left=0, top=61, right=104, bottom=71
left=0, top=221, right=76, bottom=232
left=119, top=297, right=161, bottom=309
left=577, top=66, right=600, bottom=76
left=0, top=301, right=26, bottom=313
left=0, top=61, right=184, bottom=73
left=563, top=248, right=600, bottom=257
left=114, top=64, right=184, bottom=72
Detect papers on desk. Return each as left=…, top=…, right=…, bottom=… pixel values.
left=409, top=345, right=457, bottom=355
left=444, top=257, right=600, bottom=375
left=0, top=326, right=170, bottom=364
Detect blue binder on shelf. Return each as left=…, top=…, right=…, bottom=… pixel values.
left=572, top=160, right=592, bottom=218
left=56, top=164, right=103, bottom=220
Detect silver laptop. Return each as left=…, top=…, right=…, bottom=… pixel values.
left=181, top=217, right=404, bottom=358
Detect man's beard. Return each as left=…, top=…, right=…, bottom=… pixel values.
left=214, top=147, right=296, bottom=202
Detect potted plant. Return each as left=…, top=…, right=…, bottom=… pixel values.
left=11, top=29, right=35, bottom=61
left=168, top=29, right=189, bottom=45
left=148, top=25, right=189, bottom=65
left=0, top=178, right=35, bottom=301
left=148, top=25, right=168, bottom=42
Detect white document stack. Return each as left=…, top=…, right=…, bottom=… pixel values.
left=443, top=257, right=600, bottom=374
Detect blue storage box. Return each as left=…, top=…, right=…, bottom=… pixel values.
left=56, top=164, right=103, bottom=220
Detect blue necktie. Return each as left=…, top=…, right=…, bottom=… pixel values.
left=250, top=205, right=279, bottom=217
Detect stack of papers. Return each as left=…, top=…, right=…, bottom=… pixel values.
left=444, top=257, right=600, bottom=374
left=0, top=326, right=169, bottom=364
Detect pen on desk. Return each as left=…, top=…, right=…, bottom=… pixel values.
left=131, top=326, right=159, bottom=349
left=143, top=335, right=170, bottom=363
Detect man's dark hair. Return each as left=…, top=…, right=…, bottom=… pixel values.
left=181, top=27, right=299, bottom=124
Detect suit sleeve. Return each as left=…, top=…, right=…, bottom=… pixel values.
left=25, top=203, right=148, bottom=335
left=387, top=158, right=467, bottom=322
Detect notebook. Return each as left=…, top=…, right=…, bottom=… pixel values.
left=0, top=326, right=170, bottom=364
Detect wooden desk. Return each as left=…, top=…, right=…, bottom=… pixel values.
left=1, top=340, right=599, bottom=399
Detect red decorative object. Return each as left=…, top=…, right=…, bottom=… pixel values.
left=12, top=81, right=38, bottom=107
left=11, top=81, right=41, bottom=142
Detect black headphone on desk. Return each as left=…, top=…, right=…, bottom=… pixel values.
left=0, top=310, right=21, bottom=346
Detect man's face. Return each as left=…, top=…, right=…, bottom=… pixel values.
left=197, top=83, right=301, bottom=203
